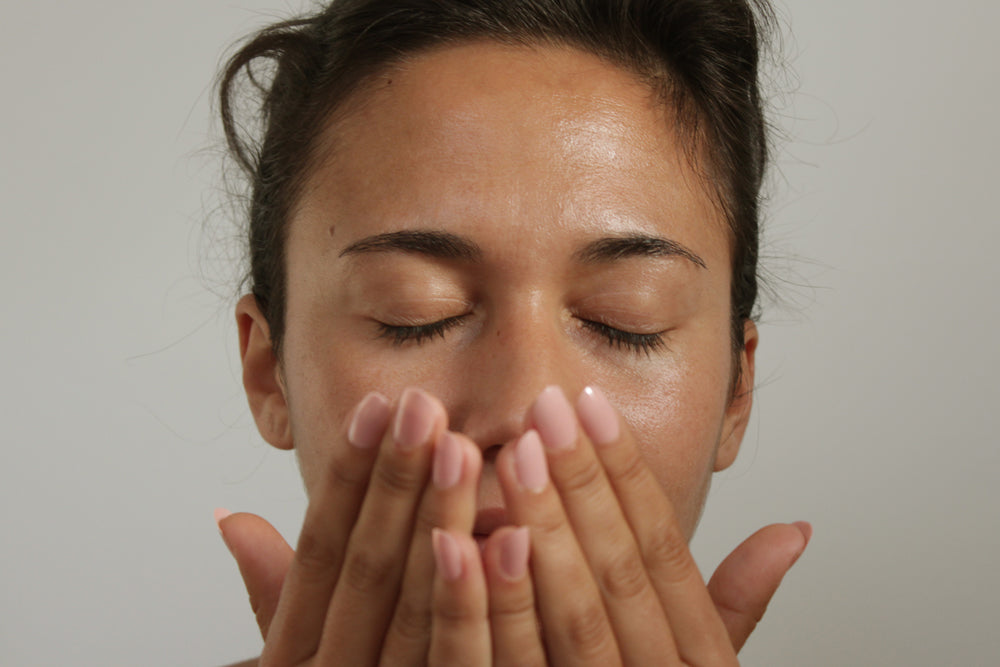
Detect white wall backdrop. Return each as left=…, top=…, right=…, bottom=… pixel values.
left=2, top=1, right=997, bottom=665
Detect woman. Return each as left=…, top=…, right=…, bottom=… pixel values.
left=215, top=0, right=811, bottom=664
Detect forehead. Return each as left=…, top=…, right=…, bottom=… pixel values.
left=293, top=41, right=728, bottom=267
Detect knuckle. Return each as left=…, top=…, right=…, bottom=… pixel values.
left=598, top=549, right=649, bottom=601
left=391, top=595, right=432, bottom=642
left=559, top=456, right=605, bottom=497
left=566, top=600, right=614, bottom=659
left=530, top=506, right=569, bottom=541
left=341, top=547, right=396, bottom=594
left=323, top=454, right=369, bottom=490
left=612, top=447, right=648, bottom=489
left=295, top=528, right=340, bottom=573
left=372, top=457, right=425, bottom=498
left=490, top=588, right=536, bottom=622
left=433, top=594, right=481, bottom=627
left=496, top=645, right=546, bottom=667
left=643, top=520, right=692, bottom=580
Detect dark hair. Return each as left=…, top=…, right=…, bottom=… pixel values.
left=219, top=0, right=774, bottom=362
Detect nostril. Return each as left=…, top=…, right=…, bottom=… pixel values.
left=482, top=443, right=503, bottom=464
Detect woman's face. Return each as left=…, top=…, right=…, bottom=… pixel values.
left=243, top=42, right=756, bottom=539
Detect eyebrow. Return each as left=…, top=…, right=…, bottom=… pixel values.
left=573, top=234, right=707, bottom=269
left=339, top=229, right=705, bottom=269
left=339, top=230, right=483, bottom=261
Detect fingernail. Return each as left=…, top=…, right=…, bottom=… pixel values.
left=576, top=386, right=619, bottom=445
left=393, top=388, right=439, bottom=451
left=348, top=392, right=391, bottom=449
left=214, top=508, right=234, bottom=555
left=498, top=527, right=530, bottom=581
left=433, top=432, right=464, bottom=489
left=515, top=430, right=549, bottom=493
left=213, top=507, right=232, bottom=529
left=793, top=521, right=813, bottom=547
left=432, top=529, right=464, bottom=582
left=531, top=385, right=577, bottom=450
left=790, top=521, right=813, bottom=566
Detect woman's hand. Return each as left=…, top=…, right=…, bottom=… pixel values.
left=431, top=385, right=811, bottom=665
left=219, top=385, right=810, bottom=665
left=218, top=388, right=486, bottom=666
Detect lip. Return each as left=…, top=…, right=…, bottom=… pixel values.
left=473, top=507, right=509, bottom=537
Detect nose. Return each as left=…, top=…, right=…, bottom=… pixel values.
left=446, top=303, right=583, bottom=451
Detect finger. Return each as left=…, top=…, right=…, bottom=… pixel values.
left=527, top=386, right=678, bottom=665
left=428, top=529, right=490, bottom=666
left=380, top=433, right=482, bottom=665
left=498, top=430, right=621, bottom=666
left=261, top=392, right=391, bottom=665
left=316, top=387, right=446, bottom=664
left=708, top=522, right=811, bottom=652
left=216, top=510, right=294, bottom=640
left=481, top=526, right=546, bottom=667
left=574, top=385, right=737, bottom=665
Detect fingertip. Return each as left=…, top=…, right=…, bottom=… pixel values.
left=214, top=507, right=233, bottom=527
left=214, top=508, right=236, bottom=556
left=453, top=431, right=484, bottom=476
left=792, top=521, right=813, bottom=547
left=432, top=528, right=464, bottom=582
left=576, top=385, right=620, bottom=445
left=789, top=521, right=813, bottom=567
left=514, top=430, right=549, bottom=493
left=347, top=391, right=391, bottom=449
left=530, top=385, right=578, bottom=450
left=433, top=432, right=465, bottom=489
left=497, top=526, right=530, bottom=582
left=393, top=387, right=449, bottom=450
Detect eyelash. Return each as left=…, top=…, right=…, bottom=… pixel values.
left=377, top=314, right=469, bottom=345
left=377, top=315, right=666, bottom=355
left=580, top=319, right=667, bottom=355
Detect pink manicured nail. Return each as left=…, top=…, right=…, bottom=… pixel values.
left=515, top=430, right=549, bottom=493
left=213, top=507, right=232, bottom=528
left=393, top=388, right=439, bottom=451
left=214, top=508, right=234, bottom=555
left=498, top=527, right=530, bottom=581
left=348, top=392, right=391, bottom=449
left=531, top=386, right=577, bottom=450
left=576, top=386, right=620, bottom=445
left=432, top=529, right=464, bottom=582
left=433, top=432, right=464, bottom=489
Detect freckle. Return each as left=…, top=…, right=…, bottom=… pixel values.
left=328, top=225, right=336, bottom=238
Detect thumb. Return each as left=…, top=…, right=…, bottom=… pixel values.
left=707, top=521, right=812, bottom=653
left=216, top=509, right=295, bottom=640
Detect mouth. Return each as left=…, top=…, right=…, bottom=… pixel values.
left=473, top=507, right=509, bottom=546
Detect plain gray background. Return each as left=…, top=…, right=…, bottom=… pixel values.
left=2, top=1, right=997, bottom=665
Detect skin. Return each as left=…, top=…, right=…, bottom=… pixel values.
left=222, top=42, right=810, bottom=666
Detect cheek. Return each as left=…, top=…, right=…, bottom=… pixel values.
left=612, top=361, right=730, bottom=537
left=280, top=330, right=397, bottom=491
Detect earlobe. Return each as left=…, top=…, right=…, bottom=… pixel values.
left=236, top=294, right=294, bottom=450
left=714, top=319, right=758, bottom=472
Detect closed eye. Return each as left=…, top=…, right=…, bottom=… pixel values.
left=376, top=314, right=469, bottom=346
left=580, top=319, right=667, bottom=355
left=375, top=313, right=665, bottom=354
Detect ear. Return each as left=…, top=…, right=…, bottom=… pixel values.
left=236, top=294, right=293, bottom=450
left=714, top=319, right=758, bottom=472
